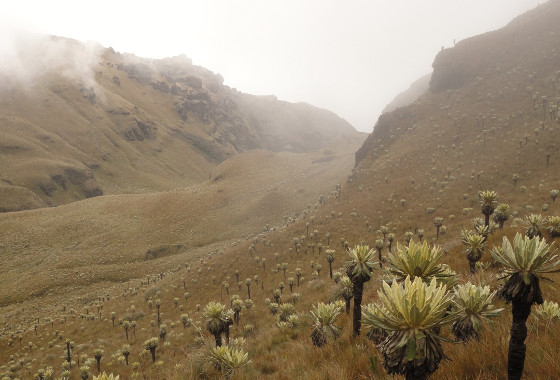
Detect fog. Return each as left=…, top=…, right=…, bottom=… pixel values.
left=0, top=24, right=102, bottom=93
left=2, top=0, right=541, bottom=131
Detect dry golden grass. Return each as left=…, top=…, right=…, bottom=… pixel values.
left=0, top=133, right=362, bottom=307
left=2, top=2, right=560, bottom=379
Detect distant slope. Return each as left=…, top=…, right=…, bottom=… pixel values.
left=357, top=0, right=560, bottom=170
left=0, top=37, right=358, bottom=211
left=382, top=72, right=431, bottom=114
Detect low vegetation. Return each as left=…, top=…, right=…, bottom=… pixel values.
left=1, top=1, right=560, bottom=379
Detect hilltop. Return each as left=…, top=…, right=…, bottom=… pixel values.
left=0, top=37, right=358, bottom=211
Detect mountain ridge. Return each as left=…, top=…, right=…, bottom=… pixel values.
left=0, top=36, right=359, bottom=211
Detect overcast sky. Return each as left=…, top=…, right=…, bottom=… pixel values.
left=2, top=0, right=541, bottom=132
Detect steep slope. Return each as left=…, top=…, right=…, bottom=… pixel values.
left=0, top=36, right=357, bottom=211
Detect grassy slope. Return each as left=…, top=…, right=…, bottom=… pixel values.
left=1, top=2, right=560, bottom=379
left=0, top=132, right=363, bottom=306
left=0, top=43, right=358, bottom=211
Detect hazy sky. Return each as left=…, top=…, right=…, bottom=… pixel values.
left=2, top=0, right=541, bottom=132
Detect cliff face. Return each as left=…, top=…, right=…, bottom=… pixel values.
left=0, top=37, right=358, bottom=211
left=430, top=0, right=560, bottom=93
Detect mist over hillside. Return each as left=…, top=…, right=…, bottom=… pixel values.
left=382, top=73, right=431, bottom=114
left=0, top=34, right=359, bottom=212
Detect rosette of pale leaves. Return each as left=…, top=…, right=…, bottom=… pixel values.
left=450, top=283, right=503, bottom=341
left=310, top=302, right=342, bottom=347
left=362, top=276, right=456, bottom=378
left=232, top=299, right=244, bottom=313
left=345, top=244, right=377, bottom=282
left=276, top=303, right=295, bottom=323
left=336, top=275, right=354, bottom=311
left=472, top=217, right=484, bottom=228
left=463, top=232, right=486, bottom=258
left=230, top=337, right=246, bottom=349
left=493, top=203, right=510, bottom=228
left=93, top=373, right=120, bottom=380
left=286, top=314, right=300, bottom=328
left=331, top=299, right=345, bottom=314
left=144, top=337, right=158, bottom=351
left=492, top=233, right=559, bottom=282
left=491, top=233, right=559, bottom=303
left=547, top=216, right=560, bottom=238
left=209, top=345, right=251, bottom=376
left=460, top=229, right=474, bottom=245
left=79, top=366, right=91, bottom=380
left=325, top=249, right=336, bottom=263
left=479, top=190, right=499, bottom=216
left=269, top=302, right=279, bottom=315
left=462, top=232, right=486, bottom=272
left=524, top=214, right=544, bottom=239
left=475, top=224, right=490, bottom=236
left=362, top=303, right=388, bottom=344
left=534, top=300, right=560, bottom=322
left=203, top=302, right=233, bottom=337
left=385, top=240, right=457, bottom=286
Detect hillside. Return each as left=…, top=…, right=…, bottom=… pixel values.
left=1, top=2, right=560, bottom=380
left=0, top=36, right=357, bottom=211
left=354, top=0, right=560, bottom=230
left=0, top=131, right=363, bottom=307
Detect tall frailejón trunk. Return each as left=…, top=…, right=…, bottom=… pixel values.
left=484, top=213, right=490, bottom=228
left=469, top=260, right=476, bottom=274
left=405, top=371, right=427, bottom=380
left=502, top=274, right=543, bottom=380
left=352, top=279, right=364, bottom=337
left=214, top=333, right=222, bottom=347
left=224, top=327, right=230, bottom=345
left=508, top=299, right=531, bottom=380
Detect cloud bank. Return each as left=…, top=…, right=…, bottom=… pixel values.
left=0, top=23, right=102, bottom=91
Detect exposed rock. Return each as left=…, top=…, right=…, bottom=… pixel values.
left=151, top=81, right=170, bottom=93
left=124, top=118, right=156, bottom=141
left=79, top=87, right=96, bottom=104
left=106, top=107, right=131, bottom=115
left=183, top=75, right=203, bottom=89
left=118, top=61, right=154, bottom=81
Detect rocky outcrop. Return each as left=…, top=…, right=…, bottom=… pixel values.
left=124, top=118, right=156, bottom=141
